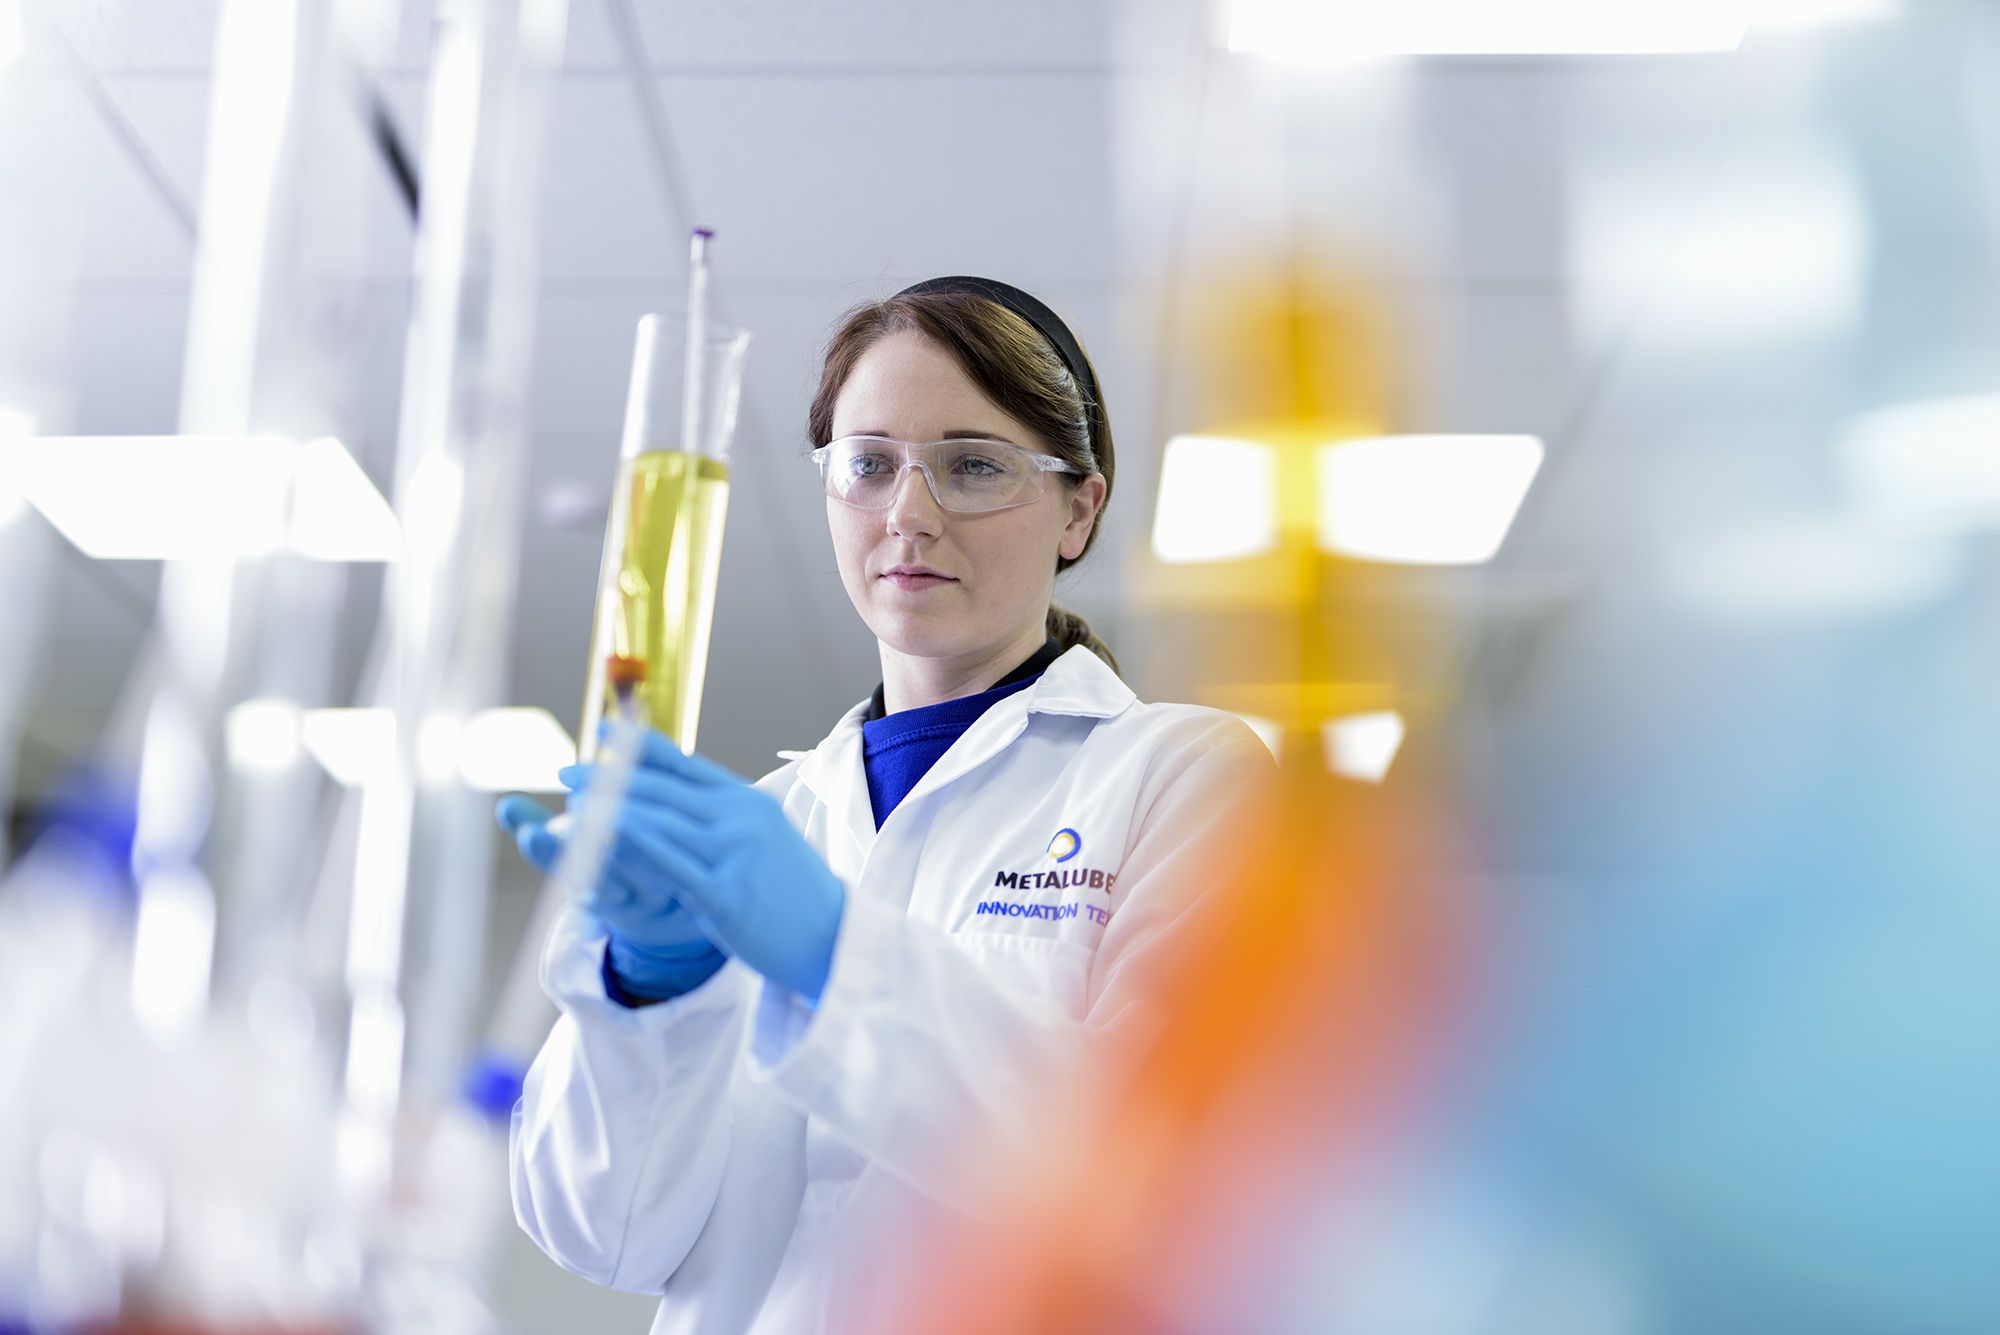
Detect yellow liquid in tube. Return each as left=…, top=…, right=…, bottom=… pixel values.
left=581, top=449, right=730, bottom=756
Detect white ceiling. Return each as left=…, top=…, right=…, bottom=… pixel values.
left=9, top=0, right=1984, bottom=799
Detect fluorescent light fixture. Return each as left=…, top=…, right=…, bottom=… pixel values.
left=226, top=697, right=305, bottom=773
left=1316, top=434, right=1542, bottom=564
left=0, top=0, right=22, bottom=66
left=458, top=709, right=578, bottom=793
left=1665, top=517, right=1955, bottom=618
left=302, top=706, right=575, bottom=792
left=303, top=708, right=398, bottom=788
left=1570, top=147, right=1865, bottom=347
left=1151, top=434, right=1280, bottom=563
left=291, top=437, right=402, bottom=560
left=1839, top=394, right=2000, bottom=534
left=14, top=435, right=398, bottom=561
left=1323, top=712, right=1405, bottom=783
left=1226, top=0, right=1752, bottom=60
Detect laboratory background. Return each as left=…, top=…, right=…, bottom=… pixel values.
left=2, top=0, right=1997, bottom=1332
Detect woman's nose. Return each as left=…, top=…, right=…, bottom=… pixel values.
left=885, top=464, right=945, bottom=539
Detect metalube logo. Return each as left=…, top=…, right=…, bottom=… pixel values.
left=976, top=828, right=1114, bottom=925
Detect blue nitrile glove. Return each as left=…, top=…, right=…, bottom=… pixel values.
left=556, top=728, right=846, bottom=1003
left=495, top=792, right=727, bottom=1002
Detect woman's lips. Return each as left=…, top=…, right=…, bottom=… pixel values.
left=881, top=571, right=955, bottom=591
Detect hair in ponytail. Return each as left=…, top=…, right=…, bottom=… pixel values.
left=1047, top=603, right=1119, bottom=676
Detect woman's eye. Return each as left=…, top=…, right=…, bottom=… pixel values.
left=849, top=454, right=893, bottom=477
left=953, top=455, right=1004, bottom=476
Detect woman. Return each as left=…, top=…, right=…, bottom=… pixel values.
left=499, top=276, right=1273, bottom=1334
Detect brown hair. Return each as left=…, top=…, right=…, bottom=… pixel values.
left=808, top=288, right=1120, bottom=675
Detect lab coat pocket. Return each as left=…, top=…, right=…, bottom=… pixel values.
left=947, top=931, right=1093, bottom=1019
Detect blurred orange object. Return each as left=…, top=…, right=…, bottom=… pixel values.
left=883, top=747, right=1458, bottom=1334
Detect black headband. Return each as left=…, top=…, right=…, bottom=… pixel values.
left=892, top=275, right=1103, bottom=463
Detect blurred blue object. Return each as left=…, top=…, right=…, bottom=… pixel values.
left=18, top=767, right=139, bottom=909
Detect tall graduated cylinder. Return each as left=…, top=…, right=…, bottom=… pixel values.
left=579, top=315, right=752, bottom=759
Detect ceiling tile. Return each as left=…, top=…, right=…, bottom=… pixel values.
left=50, top=290, right=192, bottom=434
left=86, top=75, right=207, bottom=215
left=535, top=77, right=684, bottom=281
left=1410, top=69, right=1574, bottom=285
left=1401, top=283, right=1581, bottom=440
left=97, top=72, right=417, bottom=286
left=652, top=71, right=1122, bottom=285
left=38, top=0, right=619, bottom=73
left=398, top=0, right=623, bottom=71
left=628, top=0, right=1118, bottom=70
left=0, top=67, right=193, bottom=287
left=35, top=0, right=219, bottom=72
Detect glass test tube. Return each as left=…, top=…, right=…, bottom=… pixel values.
left=578, top=311, right=752, bottom=760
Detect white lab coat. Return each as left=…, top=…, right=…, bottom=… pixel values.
left=511, top=645, right=1274, bottom=1335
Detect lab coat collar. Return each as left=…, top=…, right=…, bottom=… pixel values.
left=775, top=646, right=1135, bottom=857
left=1016, top=643, right=1135, bottom=720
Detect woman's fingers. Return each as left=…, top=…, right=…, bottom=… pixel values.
left=496, top=793, right=553, bottom=832
left=610, top=726, right=742, bottom=787
left=582, top=723, right=734, bottom=784
left=563, top=762, right=734, bottom=825
left=495, top=794, right=562, bottom=872
left=620, top=798, right=726, bottom=862
left=548, top=797, right=724, bottom=911
left=621, top=822, right=717, bottom=904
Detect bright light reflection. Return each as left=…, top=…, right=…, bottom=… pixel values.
left=17, top=435, right=398, bottom=561
left=403, top=452, right=465, bottom=565
left=459, top=709, right=579, bottom=793
left=1230, top=713, right=1284, bottom=762
left=1227, top=0, right=1752, bottom=59
left=1665, top=518, right=1956, bottom=618
left=225, top=697, right=304, bottom=773
left=1323, top=712, right=1406, bottom=783
left=1840, top=395, right=2000, bottom=535
left=302, top=708, right=398, bottom=788
left=303, top=707, right=575, bottom=792
left=130, top=866, right=216, bottom=1042
left=1151, top=435, right=1279, bottom=564
left=1316, top=435, right=1542, bottom=565
left=1571, top=147, right=1865, bottom=347
left=291, top=437, right=401, bottom=560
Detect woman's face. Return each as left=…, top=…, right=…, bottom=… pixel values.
left=826, top=329, right=1105, bottom=665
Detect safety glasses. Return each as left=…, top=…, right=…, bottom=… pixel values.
left=811, top=435, right=1085, bottom=514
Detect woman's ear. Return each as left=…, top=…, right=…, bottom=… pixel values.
left=1059, top=474, right=1107, bottom=562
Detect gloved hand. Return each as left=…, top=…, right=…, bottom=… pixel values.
left=495, top=791, right=727, bottom=1002
left=555, top=728, right=846, bottom=1003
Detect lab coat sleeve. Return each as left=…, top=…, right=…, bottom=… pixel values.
left=510, top=904, right=753, bottom=1292
left=745, top=715, right=1275, bottom=1210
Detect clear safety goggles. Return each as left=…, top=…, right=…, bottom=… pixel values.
left=811, top=435, right=1086, bottom=514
